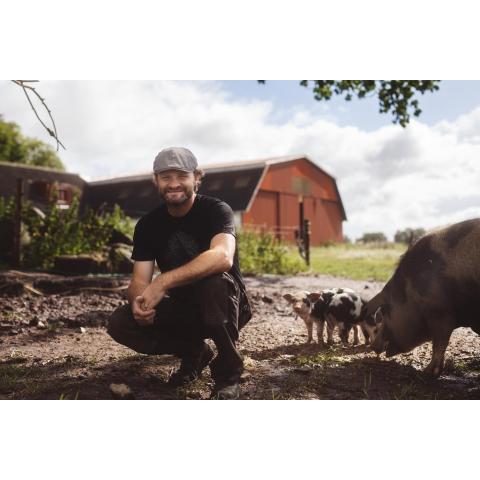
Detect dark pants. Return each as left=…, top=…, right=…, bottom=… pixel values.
left=107, top=272, right=251, bottom=383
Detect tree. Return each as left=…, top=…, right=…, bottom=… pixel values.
left=259, top=80, right=440, bottom=127
left=0, top=116, right=65, bottom=170
left=0, top=119, right=24, bottom=163
left=394, top=227, right=426, bottom=245
left=357, top=232, right=387, bottom=243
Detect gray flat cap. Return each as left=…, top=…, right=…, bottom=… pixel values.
left=153, top=147, right=198, bottom=173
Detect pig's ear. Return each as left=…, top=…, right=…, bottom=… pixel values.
left=307, top=292, right=322, bottom=302
left=283, top=294, right=293, bottom=302
left=374, top=306, right=385, bottom=326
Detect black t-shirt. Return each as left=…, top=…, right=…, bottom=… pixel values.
left=131, top=194, right=245, bottom=295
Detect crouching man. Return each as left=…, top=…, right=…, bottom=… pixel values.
left=107, top=147, right=252, bottom=399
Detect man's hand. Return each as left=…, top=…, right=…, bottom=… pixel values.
left=131, top=295, right=156, bottom=326
left=128, top=261, right=156, bottom=326
left=136, top=282, right=167, bottom=316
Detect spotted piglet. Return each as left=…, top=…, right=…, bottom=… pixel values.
left=308, top=288, right=369, bottom=346
left=283, top=291, right=336, bottom=346
left=283, top=291, right=323, bottom=343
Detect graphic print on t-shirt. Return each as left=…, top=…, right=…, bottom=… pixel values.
left=162, top=230, right=201, bottom=270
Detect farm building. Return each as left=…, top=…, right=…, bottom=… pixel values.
left=0, top=161, right=85, bottom=209
left=84, top=155, right=347, bottom=245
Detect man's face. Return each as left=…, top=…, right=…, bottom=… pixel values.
left=154, top=169, right=196, bottom=206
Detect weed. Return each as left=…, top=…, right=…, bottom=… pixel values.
left=46, top=323, right=59, bottom=333
left=452, top=358, right=480, bottom=374
left=271, top=388, right=284, bottom=400
left=0, top=363, right=42, bottom=395
left=296, top=347, right=353, bottom=369
left=362, top=369, right=372, bottom=399
left=394, top=381, right=418, bottom=400
left=59, top=391, right=80, bottom=400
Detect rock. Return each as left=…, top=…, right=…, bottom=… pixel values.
left=79, top=327, right=87, bottom=334
left=53, top=253, right=110, bottom=275
left=293, top=365, right=313, bottom=374
left=240, top=372, right=252, bottom=383
left=37, top=321, right=47, bottom=329
left=109, top=383, right=135, bottom=399
left=261, top=295, right=273, bottom=304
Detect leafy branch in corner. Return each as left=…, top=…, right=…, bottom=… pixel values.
left=258, top=80, right=441, bottom=127
left=11, top=80, right=66, bottom=151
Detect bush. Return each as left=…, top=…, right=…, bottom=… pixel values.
left=237, top=229, right=307, bottom=275
left=0, top=195, right=134, bottom=269
left=357, top=232, right=388, bottom=243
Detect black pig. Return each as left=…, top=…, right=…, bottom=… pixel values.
left=363, top=218, right=480, bottom=378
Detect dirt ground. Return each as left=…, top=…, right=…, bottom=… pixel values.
left=1, top=271, right=480, bottom=400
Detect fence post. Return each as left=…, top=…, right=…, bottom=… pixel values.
left=13, top=178, right=24, bottom=268
left=303, top=219, right=311, bottom=267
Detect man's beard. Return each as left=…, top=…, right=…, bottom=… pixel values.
left=159, top=187, right=194, bottom=206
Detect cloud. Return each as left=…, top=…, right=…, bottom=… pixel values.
left=2, top=80, right=480, bottom=240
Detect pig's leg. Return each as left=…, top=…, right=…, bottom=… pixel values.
left=326, top=316, right=335, bottom=346
left=360, top=324, right=370, bottom=345
left=353, top=325, right=359, bottom=345
left=304, top=318, right=313, bottom=344
left=316, top=319, right=325, bottom=347
left=424, top=320, right=454, bottom=378
left=338, top=322, right=348, bottom=346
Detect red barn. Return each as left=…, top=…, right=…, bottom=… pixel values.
left=201, top=155, right=346, bottom=244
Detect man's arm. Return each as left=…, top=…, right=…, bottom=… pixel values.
left=138, top=233, right=235, bottom=311
left=127, top=260, right=156, bottom=325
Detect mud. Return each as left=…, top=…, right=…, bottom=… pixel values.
left=1, top=273, right=479, bottom=400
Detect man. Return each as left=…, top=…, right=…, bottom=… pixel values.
left=107, top=147, right=252, bottom=399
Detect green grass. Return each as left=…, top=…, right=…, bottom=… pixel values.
left=284, top=242, right=406, bottom=282
left=295, top=347, right=354, bottom=369
left=0, top=362, right=45, bottom=397
left=452, top=358, right=480, bottom=374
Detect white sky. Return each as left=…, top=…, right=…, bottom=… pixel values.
left=2, top=80, right=480, bottom=241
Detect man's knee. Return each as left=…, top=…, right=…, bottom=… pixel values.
left=107, top=303, right=134, bottom=342
left=195, top=274, right=240, bottom=331
left=196, top=273, right=232, bottom=299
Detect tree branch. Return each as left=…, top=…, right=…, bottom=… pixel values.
left=11, top=80, right=66, bottom=151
